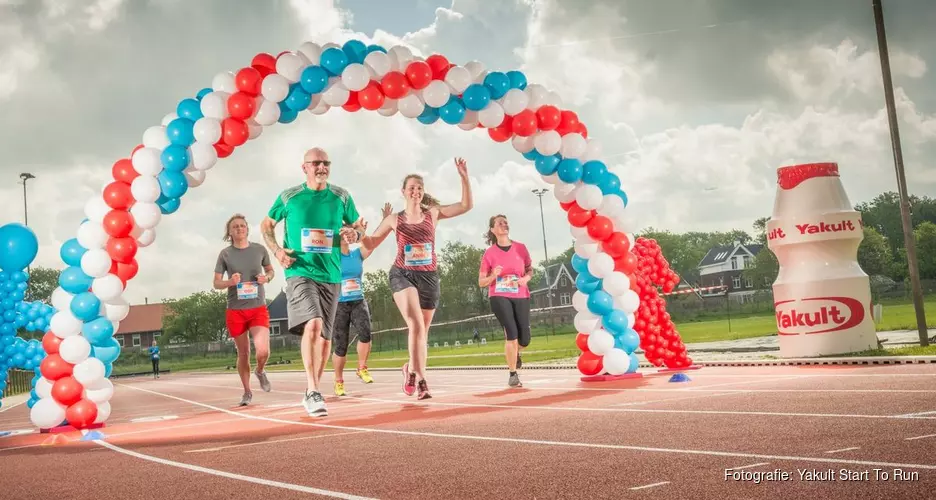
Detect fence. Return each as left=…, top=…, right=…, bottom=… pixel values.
left=3, top=369, right=32, bottom=398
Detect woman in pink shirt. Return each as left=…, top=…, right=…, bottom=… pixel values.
left=478, top=214, right=534, bottom=388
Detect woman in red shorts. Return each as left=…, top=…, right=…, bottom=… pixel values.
left=214, top=214, right=275, bottom=406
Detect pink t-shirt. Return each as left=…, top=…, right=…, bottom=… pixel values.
left=480, top=242, right=532, bottom=299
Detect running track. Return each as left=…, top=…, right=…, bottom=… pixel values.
left=1, top=365, right=935, bottom=499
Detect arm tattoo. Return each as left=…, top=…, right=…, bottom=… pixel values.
left=262, top=221, right=280, bottom=253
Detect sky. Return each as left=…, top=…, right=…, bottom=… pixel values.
left=1, top=0, right=935, bottom=305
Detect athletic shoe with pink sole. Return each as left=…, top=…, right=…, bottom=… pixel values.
left=402, top=363, right=416, bottom=396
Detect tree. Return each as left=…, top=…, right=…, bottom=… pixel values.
left=160, top=290, right=228, bottom=343
left=855, top=192, right=936, bottom=254
left=24, top=266, right=60, bottom=304
left=639, top=228, right=752, bottom=285
left=857, top=227, right=892, bottom=276
left=437, top=241, right=487, bottom=318
left=362, top=269, right=395, bottom=330
left=743, top=217, right=777, bottom=289
left=914, top=221, right=936, bottom=279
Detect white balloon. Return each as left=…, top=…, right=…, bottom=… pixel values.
left=587, top=329, right=615, bottom=356
left=501, top=88, right=529, bottom=116
left=464, top=60, right=485, bottom=80
left=444, top=66, right=472, bottom=94
left=322, top=80, right=350, bottom=106
left=575, top=184, right=604, bottom=210
left=77, top=222, right=108, bottom=250
left=92, top=275, right=124, bottom=303
left=247, top=119, right=262, bottom=140
left=200, top=91, right=230, bottom=120
left=612, top=212, right=636, bottom=235
left=73, top=357, right=106, bottom=386
left=398, top=92, right=425, bottom=118
left=276, top=52, right=306, bottom=82
left=617, top=289, right=641, bottom=314
left=85, top=378, right=114, bottom=404
left=626, top=232, right=636, bottom=250
left=50, top=310, right=82, bottom=338
left=477, top=100, right=505, bottom=128
left=189, top=141, right=218, bottom=171
left=524, top=83, right=549, bottom=111
left=422, top=80, right=451, bottom=108
left=582, top=139, right=603, bottom=162
left=111, top=320, right=120, bottom=333
left=574, top=311, right=600, bottom=334
left=83, top=197, right=111, bottom=224
left=388, top=45, right=414, bottom=70
left=130, top=175, right=161, bottom=204
left=185, top=169, right=207, bottom=188
left=30, top=397, right=67, bottom=429
left=626, top=312, right=636, bottom=329
left=253, top=97, right=281, bottom=126
left=261, top=73, right=290, bottom=102
left=80, top=249, right=112, bottom=279
left=512, top=134, right=535, bottom=154
left=341, top=63, right=371, bottom=92
left=161, top=113, right=178, bottom=126
left=298, top=41, right=323, bottom=65
left=560, top=133, right=588, bottom=159
left=533, top=130, right=562, bottom=156
left=552, top=182, right=577, bottom=203
left=598, top=194, right=626, bottom=218
left=132, top=226, right=156, bottom=247
left=574, top=238, right=600, bottom=259
left=130, top=202, right=161, bottom=230
left=587, top=252, right=615, bottom=279
left=103, top=296, right=130, bottom=321
left=364, top=51, right=391, bottom=79
left=541, top=173, right=561, bottom=185
left=193, top=117, right=222, bottom=144
left=602, top=348, right=631, bottom=375
left=377, top=98, right=398, bottom=117
left=51, top=287, right=74, bottom=312
left=571, top=290, right=589, bottom=313
left=308, top=98, right=331, bottom=115
left=93, top=401, right=111, bottom=424
left=571, top=224, right=591, bottom=242
left=545, top=90, right=564, bottom=108
left=142, top=125, right=170, bottom=150
left=131, top=147, right=163, bottom=177
left=212, top=71, right=237, bottom=93
left=36, top=377, right=52, bottom=399
left=602, top=272, right=632, bottom=296
left=59, top=335, right=92, bottom=364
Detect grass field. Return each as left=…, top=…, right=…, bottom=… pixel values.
left=112, top=299, right=936, bottom=376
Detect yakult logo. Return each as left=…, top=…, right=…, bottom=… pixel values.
left=795, top=219, right=858, bottom=235
left=774, top=296, right=864, bottom=335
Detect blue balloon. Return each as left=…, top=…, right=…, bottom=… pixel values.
left=571, top=254, right=589, bottom=274
left=581, top=160, right=608, bottom=185
left=343, top=39, right=368, bottom=64
left=461, top=84, right=491, bottom=111
left=506, top=70, right=527, bottom=90
left=104, top=362, right=113, bottom=378
left=3, top=309, right=16, bottom=323
left=70, top=292, right=101, bottom=322
left=575, top=273, right=601, bottom=294
left=158, top=170, right=189, bottom=199
left=176, top=98, right=203, bottom=121
left=522, top=149, right=542, bottom=161
left=557, top=158, right=584, bottom=183
left=160, top=144, right=190, bottom=172
left=598, top=172, right=622, bottom=195
left=299, top=65, right=329, bottom=94
left=159, top=197, right=181, bottom=215
left=0, top=324, right=12, bottom=336
left=534, top=154, right=561, bottom=175
left=439, top=96, right=466, bottom=125
left=483, top=72, right=511, bottom=99
left=603, top=310, right=629, bottom=336
left=278, top=107, right=299, bottom=124
left=417, top=105, right=439, bottom=125
left=1, top=299, right=12, bottom=311
left=616, top=190, right=628, bottom=207
left=166, top=118, right=195, bottom=146
left=83, top=317, right=115, bottom=346
left=320, top=47, right=349, bottom=76
left=285, top=84, right=312, bottom=111
left=196, top=88, right=213, bottom=100
left=11, top=271, right=26, bottom=283
left=587, top=290, right=614, bottom=316
left=367, top=44, right=387, bottom=54
left=91, top=336, right=122, bottom=364
left=627, top=353, right=640, bottom=373
left=26, top=397, right=36, bottom=409
left=616, top=328, right=640, bottom=354
left=0, top=223, right=39, bottom=272
left=3, top=280, right=15, bottom=292
left=59, top=266, right=93, bottom=295
left=11, top=352, right=25, bottom=367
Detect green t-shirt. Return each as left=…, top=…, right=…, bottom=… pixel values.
left=267, top=183, right=360, bottom=283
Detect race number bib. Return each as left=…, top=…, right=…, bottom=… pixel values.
left=404, top=243, right=433, bottom=266
left=237, top=281, right=259, bottom=300
left=341, top=278, right=363, bottom=300
left=153, top=353, right=160, bottom=360
left=495, top=275, right=519, bottom=294
left=301, top=228, right=334, bottom=253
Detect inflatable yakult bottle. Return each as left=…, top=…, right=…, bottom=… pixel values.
left=766, top=163, right=878, bottom=357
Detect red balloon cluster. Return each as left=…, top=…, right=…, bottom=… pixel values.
left=630, top=237, right=693, bottom=369
left=37, top=348, right=98, bottom=428
left=488, top=106, right=587, bottom=142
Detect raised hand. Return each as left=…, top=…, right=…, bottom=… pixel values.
left=454, top=157, right=468, bottom=178
left=381, top=202, right=393, bottom=219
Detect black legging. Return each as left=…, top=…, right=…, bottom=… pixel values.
left=152, top=358, right=160, bottom=375
left=489, top=296, right=531, bottom=347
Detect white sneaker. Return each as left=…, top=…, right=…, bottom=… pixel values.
left=302, top=390, right=327, bottom=417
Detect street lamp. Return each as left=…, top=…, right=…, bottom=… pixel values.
left=19, top=172, right=35, bottom=274
left=532, top=188, right=553, bottom=309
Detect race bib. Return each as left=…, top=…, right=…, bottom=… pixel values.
left=301, top=228, right=334, bottom=253
left=341, top=278, right=363, bottom=299
left=404, top=243, right=433, bottom=266
left=153, top=353, right=160, bottom=360
left=237, top=281, right=259, bottom=300
left=495, top=275, right=519, bottom=294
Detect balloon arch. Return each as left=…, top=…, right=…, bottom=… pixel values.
left=25, top=38, right=693, bottom=431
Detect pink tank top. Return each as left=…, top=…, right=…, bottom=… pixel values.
left=393, top=210, right=437, bottom=271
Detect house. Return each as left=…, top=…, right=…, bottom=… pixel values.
left=529, top=262, right=577, bottom=309
left=697, top=241, right=764, bottom=301
left=267, top=289, right=287, bottom=336
left=114, top=302, right=164, bottom=349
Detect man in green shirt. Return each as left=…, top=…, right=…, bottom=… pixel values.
left=261, top=147, right=366, bottom=418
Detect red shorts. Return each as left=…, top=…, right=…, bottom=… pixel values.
left=226, top=306, right=270, bottom=337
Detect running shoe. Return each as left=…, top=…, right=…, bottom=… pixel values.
left=238, top=392, right=252, bottom=406
left=303, top=390, right=328, bottom=417
left=356, top=366, right=374, bottom=384
left=417, top=380, right=432, bottom=400
left=334, top=380, right=347, bottom=397
left=508, top=372, right=522, bottom=388
left=402, top=363, right=417, bottom=396
left=255, top=370, right=272, bottom=392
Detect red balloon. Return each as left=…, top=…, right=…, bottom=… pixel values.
left=575, top=333, right=590, bottom=352
left=251, top=53, right=276, bottom=74
left=586, top=215, right=614, bottom=241
left=615, top=253, right=638, bottom=274
left=511, top=109, right=539, bottom=137
left=106, top=237, right=138, bottom=264
left=117, top=259, right=139, bottom=282
left=131, top=144, right=144, bottom=156
left=556, top=110, right=580, bottom=135
left=405, top=61, right=433, bottom=90
left=111, top=159, right=138, bottom=184
left=342, top=91, right=362, bottom=112
left=577, top=351, right=604, bottom=376
left=215, top=142, right=234, bottom=158
left=108, top=259, right=119, bottom=276
left=66, top=399, right=98, bottom=429
left=103, top=181, right=133, bottom=210
left=488, top=116, right=513, bottom=142
left=567, top=203, right=595, bottom=228
left=358, top=82, right=385, bottom=110
left=559, top=200, right=576, bottom=211
left=380, top=71, right=411, bottom=99
left=42, top=332, right=62, bottom=355
left=40, top=354, right=72, bottom=381
left=103, top=209, right=134, bottom=238
left=235, top=67, right=262, bottom=95
left=221, top=118, right=249, bottom=147
left=227, top=92, right=256, bottom=120
left=601, top=232, right=630, bottom=258
left=425, top=54, right=450, bottom=79
left=577, top=122, right=588, bottom=138
left=535, top=105, right=561, bottom=130
left=51, top=376, right=84, bottom=407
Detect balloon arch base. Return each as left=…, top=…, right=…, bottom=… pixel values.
left=40, top=422, right=106, bottom=435
left=657, top=365, right=703, bottom=373
left=580, top=372, right=644, bottom=382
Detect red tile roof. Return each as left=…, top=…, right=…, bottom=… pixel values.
left=115, top=303, right=165, bottom=335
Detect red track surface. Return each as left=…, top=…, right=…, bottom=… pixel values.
left=2, top=365, right=936, bottom=499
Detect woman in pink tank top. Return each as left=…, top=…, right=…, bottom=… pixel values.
left=361, top=157, right=473, bottom=399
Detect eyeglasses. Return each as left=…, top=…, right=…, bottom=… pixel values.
left=305, top=160, right=331, bottom=167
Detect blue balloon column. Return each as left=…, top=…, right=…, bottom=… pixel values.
left=0, top=223, right=54, bottom=409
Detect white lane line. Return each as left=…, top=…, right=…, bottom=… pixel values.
left=93, top=439, right=377, bottom=499
left=728, top=462, right=770, bottom=470
left=117, top=383, right=936, bottom=471
left=894, top=410, right=936, bottom=417
left=629, top=481, right=669, bottom=490
left=130, top=415, right=179, bottom=423
left=0, top=400, right=26, bottom=413
left=185, top=430, right=369, bottom=453
left=825, top=447, right=860, bottom=454
left=905, top=433, right=936, bottom=441
left=613, top=392, right=738, bottom=407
